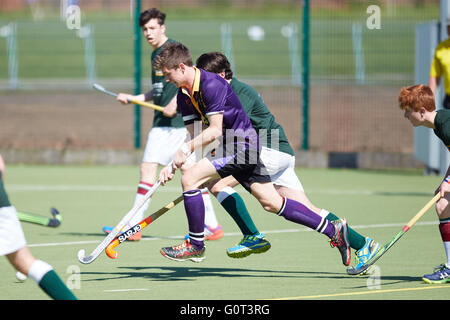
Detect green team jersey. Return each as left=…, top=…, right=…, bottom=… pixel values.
left=434, top=109, right=450, bottom=151
left=230, top=78, right=294, bottom=156
left=0, top=173, right=11, bottom=208
left=150, top=39, right=184, bottom=128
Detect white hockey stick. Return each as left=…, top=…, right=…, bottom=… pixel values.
left=77, top=163, right=173, bottom=264
left=93, top=83, right=165, bottom=112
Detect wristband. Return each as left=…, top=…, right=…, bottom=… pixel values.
left=180, top=143, right=191, bottom=157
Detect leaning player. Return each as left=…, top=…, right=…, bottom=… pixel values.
left=196, top=52, right=380, bottom=268
left=102, top=8, right=220, bottom=241
left=0, top=154, right=77, bottom=299
left=398, top=84, right=450, bottom=283
left=154, top=42, right=351, bottom=266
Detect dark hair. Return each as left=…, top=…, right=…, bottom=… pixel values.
left=139, top=8, right=166, bottom=27
left=153, top=42, right=193, bottom=70
left=196, top=52, right=233, bottom=80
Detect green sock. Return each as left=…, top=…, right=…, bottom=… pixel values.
left=218, top=189, right=259, bottom=236
left=38, top=270, right=77, bottom=300
left=326, top=212, right=366, bottom=250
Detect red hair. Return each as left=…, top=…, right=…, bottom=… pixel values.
left=398, top=84, right=435, bottom=112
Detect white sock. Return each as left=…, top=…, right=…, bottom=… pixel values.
left=319, top=209, right=330, bottom=218
left=28, top=260, right=53, bottom=284
left=439, top=219, right=450, bottom=267
left=201, top=188, right=218, bottom=228
left=216, top=187, right=236, bottom=204
left=127, top=182, right=153, bottom=228
left=444, top=242, right=450, bottom=267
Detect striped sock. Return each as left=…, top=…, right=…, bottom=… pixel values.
left=183, top=189, right=205, bottom=249
left=439, top=218, right=450, bottom=266
left=278, top=197, right=335, bottom=238
left=201, top=187, right=218, bottom=228
left=217, top=187, right=259, bottom=236
left=127, top=181, right=153, bottom=228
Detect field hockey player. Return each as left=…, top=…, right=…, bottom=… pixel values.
left=196, top=52, right=381, bottom=267
left=0, top=154, right=76, bottom=300
left=398, top=84, right=450, bottom=284
left=154, top=42, right=351, bottom=265
left=102, top=8, right=219, bottom=241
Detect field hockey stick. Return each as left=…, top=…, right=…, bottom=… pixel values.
left=93, top=83, right=165, bottom=112
left=105, top=195, right=184, bottom=259
left=77, top=181, right=161, bottom=264
left=17, top=207, right=62, bottom=228
left=77, top=162, right=175, bottom=264
left=347, top=192, right=441, bottom=276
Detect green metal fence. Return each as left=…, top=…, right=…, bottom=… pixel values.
left=0, top=0, right=442, bottom=154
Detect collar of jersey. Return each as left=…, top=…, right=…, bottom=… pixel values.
left=181, top=67, right=207, bottom=124
left=181, top=67, right=200, bottom=98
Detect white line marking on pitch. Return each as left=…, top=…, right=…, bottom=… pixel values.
left=272, top=285, right=449, bottom=300
left=26, top=221, right=438, bottom=248
left=103, top=288, right=149, bottom=293
left=7, top=184, right=182, bottom=193
left=9, top=184, right=423, bottom=196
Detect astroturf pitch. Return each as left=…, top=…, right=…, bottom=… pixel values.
left=1, top=165, right=449, bottom=300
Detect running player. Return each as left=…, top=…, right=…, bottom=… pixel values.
left=154, top=42, right=351, bottom=266
left=398, top=84, right=450, bottom=283
left=196, top=52, right=380, bottom=268
left=0, top=154, right=77, bottom=300
left=102, top=8, right=219, bottom=240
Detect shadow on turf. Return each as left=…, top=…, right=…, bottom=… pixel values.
left=62, top=232, right=107, bottom=237
left=345, top=275, right=423, bottom=289
left=80, top=266, right=348, bottom=282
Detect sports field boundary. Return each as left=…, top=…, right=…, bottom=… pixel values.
left=0, top=148, right=424, bottom=170
left=27, top=220, right=438, bottom=249
left=272, top=285, right=449, bottom=300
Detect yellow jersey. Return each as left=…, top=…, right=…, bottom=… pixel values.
left=430, top=38, right=450, bottom=94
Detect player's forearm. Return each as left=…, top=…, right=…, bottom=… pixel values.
left=131, top=94, right=146, bottom=102
left=428, top=76, right=440, bottom=94
left=143, top=89, right=153, bottom=101
left=162, top=96, right=178, bottom=118
left=0, top=154, right=4, bottom=178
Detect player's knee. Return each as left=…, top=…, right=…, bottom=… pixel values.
left=181, top=171, right=198, bottom=191
left=140, top=163, right=157, bottom=182
left=208, top=183, right=221, bottom=196
left=180, top=173, right=190, bottom=189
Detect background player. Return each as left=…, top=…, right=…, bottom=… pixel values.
left=102, top=8, right=218, bottom=240
left=0, top=154, right=77, bottom=300
left=195, top=52, right=380, bottom=269
left=154, top=42, right=351, bottom=266
left=398, top=84, right=450, bottom=284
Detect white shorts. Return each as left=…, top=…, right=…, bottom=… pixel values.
left=0, top=206, right=27, bottom=256
left=142, top=127, right=187, bottom=166
left=259, top=147, right=304, bottom=191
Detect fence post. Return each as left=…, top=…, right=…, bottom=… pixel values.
left=1, top=23, right=20, bottom=89
left=301, top=0, right=309, bottom=150
left=133, top=0, right=142, bottom=149
left=221, top=23, right=235, bottom=74
left=77, top=24, right=96, bottom=88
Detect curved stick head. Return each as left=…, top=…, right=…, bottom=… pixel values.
left=48, top=207, right=62, bottom=227
left=77, top=249, right=94, bottom=264
left=105, top=240, right=119, bottom=259
left=93, top=83, right=105, bottom=91
left=77, top=249, right=86, bottom=262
